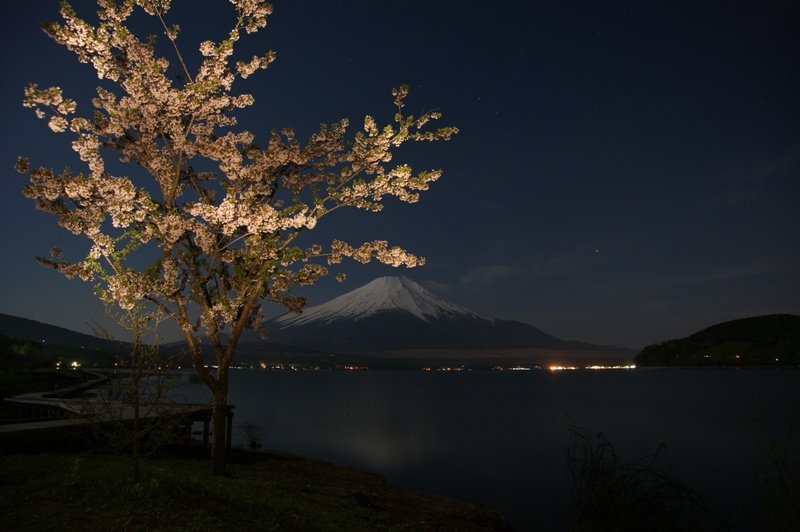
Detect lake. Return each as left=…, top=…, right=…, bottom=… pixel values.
left=180, top=368, right=798, bottom=530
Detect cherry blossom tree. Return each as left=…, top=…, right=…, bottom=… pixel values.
left=18, top=0, right=456, bottom=475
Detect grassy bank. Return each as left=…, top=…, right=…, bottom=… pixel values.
left=1, top=448, right=512, bottom=531
left=1, top=371, right=512, bottom=530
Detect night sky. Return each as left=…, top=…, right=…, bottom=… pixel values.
left=1, top=1, right=798, bottom=349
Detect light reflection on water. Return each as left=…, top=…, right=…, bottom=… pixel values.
left=178, top=368, right=798, bottom=530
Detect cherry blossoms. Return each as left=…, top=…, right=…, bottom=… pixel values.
left=18, top=0, right=456, bottom=474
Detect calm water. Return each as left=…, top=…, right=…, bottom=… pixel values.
left=181, top=368, right=799, bottom=530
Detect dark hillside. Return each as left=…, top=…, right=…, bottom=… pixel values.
left=634, top=314, right=800, bottom=367
left=0, top=313, right=148, bottom=366
left=0, top=313, right=116, bottom=349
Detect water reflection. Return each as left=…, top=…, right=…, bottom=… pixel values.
left=180, top=369, right=797, bottom=530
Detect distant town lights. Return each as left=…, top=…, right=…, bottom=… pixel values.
left=549, top=365, right=636, bottom=371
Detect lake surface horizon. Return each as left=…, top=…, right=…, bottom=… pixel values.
left=181, top=368, right=798, bottom=530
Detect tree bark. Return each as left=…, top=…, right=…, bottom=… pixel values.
left=210, top=371, right=229, bottom=476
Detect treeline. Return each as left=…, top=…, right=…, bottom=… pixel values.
left=0, top=335, right=50, bottom=371
left=0, top=332, right=147, bottom=371
left=634, top=314, right=800, bottom=367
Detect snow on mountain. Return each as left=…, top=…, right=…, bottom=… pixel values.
left=273, top=276, right=492, bottom=329
left=256, top=276, right=629, bottom=354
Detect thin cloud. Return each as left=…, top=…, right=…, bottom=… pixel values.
left=456, top=250, right=601, bottom=288
left=659, top=258, right=799, bottom=288
left=459, top=265, right=515, bottom=286
left=745, top=140, right=800, bottom=183
left=710, top=139, right=800, bottom=205
left=420, top=279, right=453, bottom=294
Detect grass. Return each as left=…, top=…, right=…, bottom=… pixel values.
left=0, top=448, right=512, bottom=531
left=1, top=371, right=511, bottom=531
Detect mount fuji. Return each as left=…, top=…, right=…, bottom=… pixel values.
left=273, top=276, right=491, bottom=328
left=258, top=276, right=623, bottom=358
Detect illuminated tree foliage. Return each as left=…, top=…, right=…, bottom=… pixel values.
left=18, top=0, right=456, bottom=474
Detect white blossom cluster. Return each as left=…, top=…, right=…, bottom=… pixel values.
left=328, top=240, right=424, bottom=268
left=18, top=0, right=457, bottom=371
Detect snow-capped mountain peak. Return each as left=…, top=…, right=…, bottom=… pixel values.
left=273, top=276, right=492, bottom=328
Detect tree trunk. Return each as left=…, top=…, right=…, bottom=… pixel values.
left=210, top=377, right=229, bottom=476
left=132, top=388, right=141, bottom=484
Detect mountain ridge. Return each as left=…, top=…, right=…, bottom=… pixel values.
left=0, top=277, right=636, bottom=368
left=0, top=312, right=116, bottom=349
left=261, top=276, right=629, bottom=355
left=634, top=314, right=800, bottom=367
left=274, top=276, right=493, bottom=327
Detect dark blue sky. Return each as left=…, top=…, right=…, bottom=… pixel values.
left=1, top=1, right=798, bottom=349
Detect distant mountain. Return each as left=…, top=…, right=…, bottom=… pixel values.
left=0, top=312, right=331, bottom=368
left=634, top=314, right=800, bottom=367
left=260, top=276, right=618, bottom=354
left=0, top=313, right=130, bottom=364
left=0, top=313, right=115, bottom=349
left=274, top=275, right=491, bottom=327
left=1, top=277, right=636, bottom=369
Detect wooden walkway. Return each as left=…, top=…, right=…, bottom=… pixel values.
left=0, top=374, right=233, bottom=450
